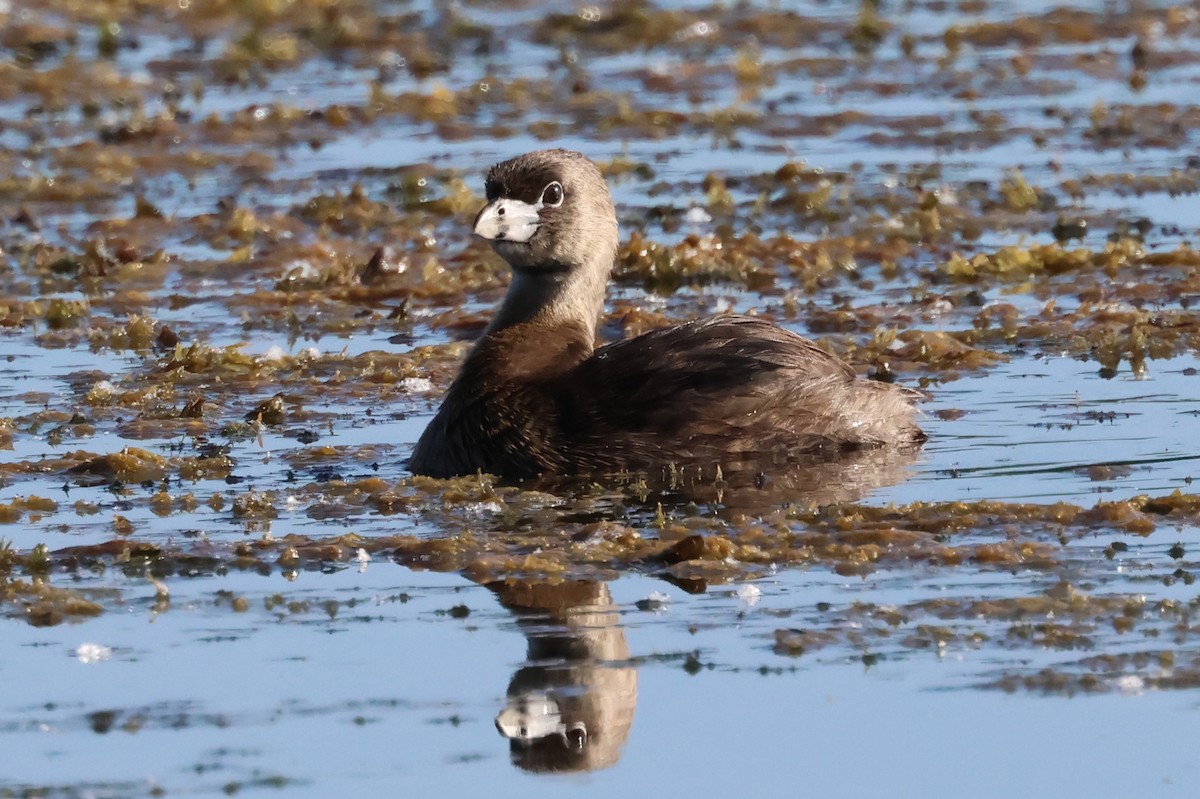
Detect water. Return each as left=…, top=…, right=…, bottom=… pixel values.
left=4, top=567, right=1199, bottom=795
left=3, top=0, right=1200, bottom=795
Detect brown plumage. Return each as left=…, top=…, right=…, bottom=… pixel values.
left=410, top=150, right=924, bottom=480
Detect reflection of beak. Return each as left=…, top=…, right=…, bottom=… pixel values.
left=473, top=198, right=542, bottom=243
left=495, top=692, right=562, bottom=742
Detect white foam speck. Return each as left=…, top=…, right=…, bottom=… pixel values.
left=75, top=643, right=112, bottom=664
left=638, top=591, right=671, bottom=612
left=736, top=584, right=762, bottom=607
left=400, top=377, right=434, bottom=392
left=1114, top=674, right=1145, bottom=695
left=89, top=380, right=117, bottom=398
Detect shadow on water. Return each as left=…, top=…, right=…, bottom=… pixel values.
left=529, top=442, right=924, bottom=516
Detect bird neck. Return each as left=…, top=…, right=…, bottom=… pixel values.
left=485, top=256, right=611, bottom=341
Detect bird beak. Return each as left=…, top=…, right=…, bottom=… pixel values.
left=473, top=198, right=542, bottom=243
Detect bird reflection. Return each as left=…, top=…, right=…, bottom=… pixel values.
left=533, top=441, right=923, bottom=514
left=475, top=436, right=921, bottom=772
left=482, top=578, right=637, bottom=773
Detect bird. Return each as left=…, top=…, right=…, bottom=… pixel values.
left=409, top=149, right=924, bottom=480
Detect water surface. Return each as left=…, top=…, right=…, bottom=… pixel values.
left=3, top=0, right=1200, bottom=795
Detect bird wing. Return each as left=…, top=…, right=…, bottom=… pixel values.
left=552, top=315, right=872, bottom=467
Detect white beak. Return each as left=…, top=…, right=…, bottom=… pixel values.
left=473, top=198, right=542, bottom=243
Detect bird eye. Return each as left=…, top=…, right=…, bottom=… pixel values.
left=541, top=181, right=564, bottom=207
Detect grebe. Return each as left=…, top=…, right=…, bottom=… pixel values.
left=409, top=150, right=923, bottom=479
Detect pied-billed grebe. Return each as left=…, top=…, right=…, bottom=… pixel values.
left=409, top=149, right=924, bottom=479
